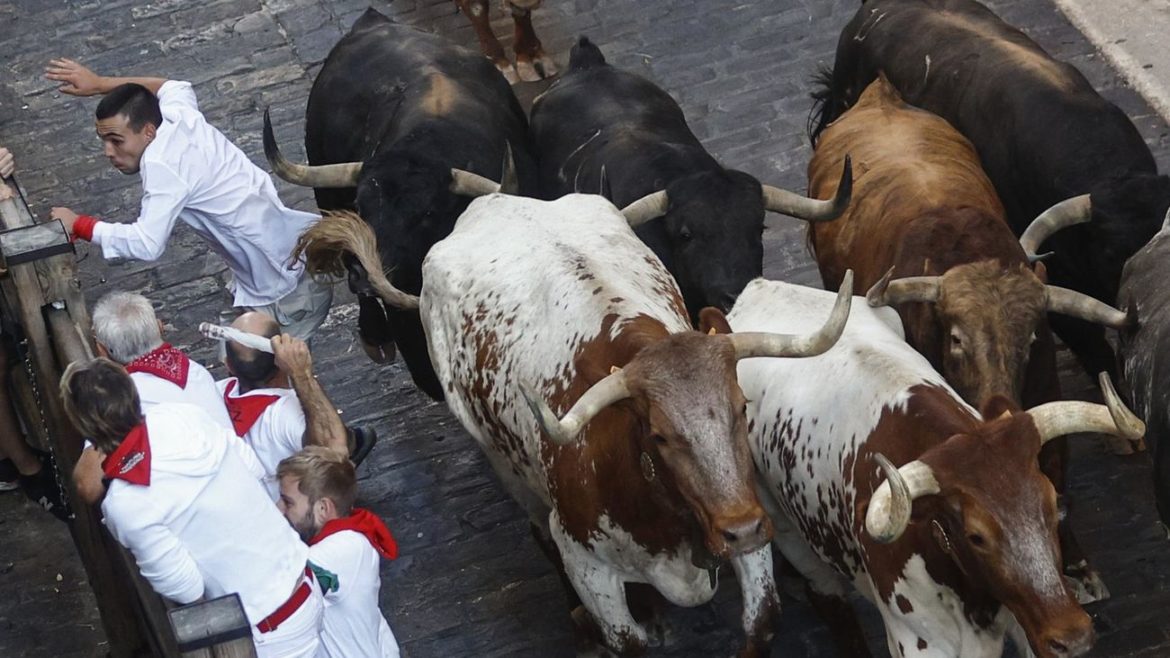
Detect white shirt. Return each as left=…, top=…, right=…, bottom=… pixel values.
left=91, top=80, right=320, bottom=307
left=217, top=377, right=306, bottom=500
left=310, top=532, right=400, bottom=658
left=101, top=403, right=309, bottom=625
left=131, top=360, right=232, bottom=430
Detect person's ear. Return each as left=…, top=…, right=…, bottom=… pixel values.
left=143, top=123, right=157, bottom=142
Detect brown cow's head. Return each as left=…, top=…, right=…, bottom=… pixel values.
left=866, top=375, right=1144, bottom=658
left=934, top=260, right=1045, bottom=404
left=524, top=274, right=855, bottom=559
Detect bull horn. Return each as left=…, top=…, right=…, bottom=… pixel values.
left=1019, top=194, right=1092, bottom=258
left=1026, top=372, right=1146, bottom=445
left=1045, top=286, right=1132, bottom=329
left=866, top=268, right=940, bottom=307
left=865, top=453, right=940, bottom=544
left=450, top=143, right=518, bottom=198
left=599, top=165, right=612, bottom=201
left=729, top=270, right=853, bottom=359
left=291, top=210, right=419, bottom=309
left=621, top=190, right=669, bottom=227
left=520, top=372, right=631, bottom=445
left=262, top=108, right=362, bottom=188
left=762, top=155, right=852, bottom=222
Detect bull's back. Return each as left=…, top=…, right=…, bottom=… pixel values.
left=306, top=10, right=525, bottom=174
left=727, top=280, right=961, bottom=571
left=836, top=0, right=1154, bottom=215
left=810, top=78, right=1003, bottom=289
left=531, top=66, right=715, bottom=203
left=421, top=194, right=689, bottom=490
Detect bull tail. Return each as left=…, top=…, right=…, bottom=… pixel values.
left=807, top=64, right=842, bottom=147
left=568, top=36, right=607, bottom=72
left=291, top=211, right=420, bottom=310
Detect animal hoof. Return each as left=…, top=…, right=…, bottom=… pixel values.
left=497, top=60, right=520, bottom=84
left=1064, top=561, right=1110, bottom=603
left=361, top=339, right=397, bottom=364
left=516, top=54, right=557, bottom=82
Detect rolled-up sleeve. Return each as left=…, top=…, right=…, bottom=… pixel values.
left=91, top=162, right=189, bottom=261
left=104, top=497, right=205, bottom=604
left=157, top=80, right=199, bottom=113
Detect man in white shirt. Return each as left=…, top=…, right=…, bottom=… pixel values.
left=277, top=446, right=400, bottom=658
left=43, top=58, right=332, bottom=340
left=221, top=312, right=375, bottom=500
left=60, top=358, right=323, bottom=657
left=73, top=291, right=233, bottom=505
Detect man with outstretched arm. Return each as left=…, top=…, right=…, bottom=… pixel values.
left=43, top=58, right=332, bottom=340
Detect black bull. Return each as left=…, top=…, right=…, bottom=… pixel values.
left=1120, top=226, right=1170, bottom=528
left=263, top=8, right=536, bottom=401
left=531, top=37, right=850, bottom=320
left=810, top=0, right=1170, bottom=382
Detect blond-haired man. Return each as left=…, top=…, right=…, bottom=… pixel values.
left=278, top=446, right=399, bottom=658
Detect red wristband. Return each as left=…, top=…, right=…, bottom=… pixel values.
left=72, top=214, right=98, bottom=242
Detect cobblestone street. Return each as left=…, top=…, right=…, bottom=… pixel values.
left=2, top=0, right=1170, bottom=656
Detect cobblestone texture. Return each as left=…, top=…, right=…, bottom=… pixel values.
left=1, top=0, right=1169, bottom=656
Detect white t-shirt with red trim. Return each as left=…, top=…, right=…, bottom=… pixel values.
left=217, top=377, right=306, bottom=500
left=100, top=403, right=311, bottom=627
left=310, top=531, right=399, bottom=658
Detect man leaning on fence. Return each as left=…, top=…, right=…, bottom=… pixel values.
left=61, top=358, right=324, bottom=657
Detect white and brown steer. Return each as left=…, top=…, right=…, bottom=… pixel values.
left=728, top=279, right=1144, bottom=658
left=418, top=193, right=852, bottom=655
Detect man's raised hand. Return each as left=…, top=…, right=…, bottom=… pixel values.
left=45, top=58, right=105, bottom=97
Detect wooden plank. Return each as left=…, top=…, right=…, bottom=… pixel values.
left=0, top=179, right=150, bottom=657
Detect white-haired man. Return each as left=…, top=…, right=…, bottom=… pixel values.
left=61, top=358, right=323, bottom=657
left=73, top=291, right=230, bottom=504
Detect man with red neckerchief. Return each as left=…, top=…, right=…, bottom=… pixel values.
left=277, top=446, right=400, bottom=658
left=72, top=291, right=232, bottom=505
left=60, top=358, right=324, bottom=658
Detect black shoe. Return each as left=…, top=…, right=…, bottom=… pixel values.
left=20, top=450, right=70, bottom=522
left=347, top=426, right=378, bottom=468
left=0, top=458, right=18, bottom=492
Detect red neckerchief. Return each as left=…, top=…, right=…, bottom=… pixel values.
left=125, top=343, right=191, bottom=389
left=310, top=508, right=398, bottom=560
left=223, top=379, right=282, bottom=437
left=102, top=423, right=152, bottom=486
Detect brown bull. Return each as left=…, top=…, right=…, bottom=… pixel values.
left=806, top=77, right=1129, bottom=602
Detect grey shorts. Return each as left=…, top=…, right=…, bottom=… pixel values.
left=248, top=273, right=335, bottom=342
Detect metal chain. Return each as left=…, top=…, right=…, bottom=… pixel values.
left=19, top=334, right=73, bottom=520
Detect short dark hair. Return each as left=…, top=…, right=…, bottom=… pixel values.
left=96, top=83, right=162, bottom=132
left=225, top=324, right=281, bottom=389
left=60, top=358, right=142, bottom=453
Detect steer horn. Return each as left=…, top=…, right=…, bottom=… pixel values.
left=762, top=155, right=853, bottom=222
left=729, top=270, right=853, bottom=359
left=450, top=142, right=518, bottom=197
left=520, top=372, right=631, bottom=445
left=290, top=210, right=419, bottom=309
left=1045, top=285, right=1132, bottom=329
left=621, top=190, right=669, bottom=228
left=262, top=108, right=363, bottom=188
left=865, top=454, right=940, bottom=544
left=865, top=267, right=940, bottom=307
left=1026, top=372, right=1146, bottom=445
left=1019, top=194, right=1092, bottom=259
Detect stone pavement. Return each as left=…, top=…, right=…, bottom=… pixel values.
left=1, top=0, right=1170, bottom=656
